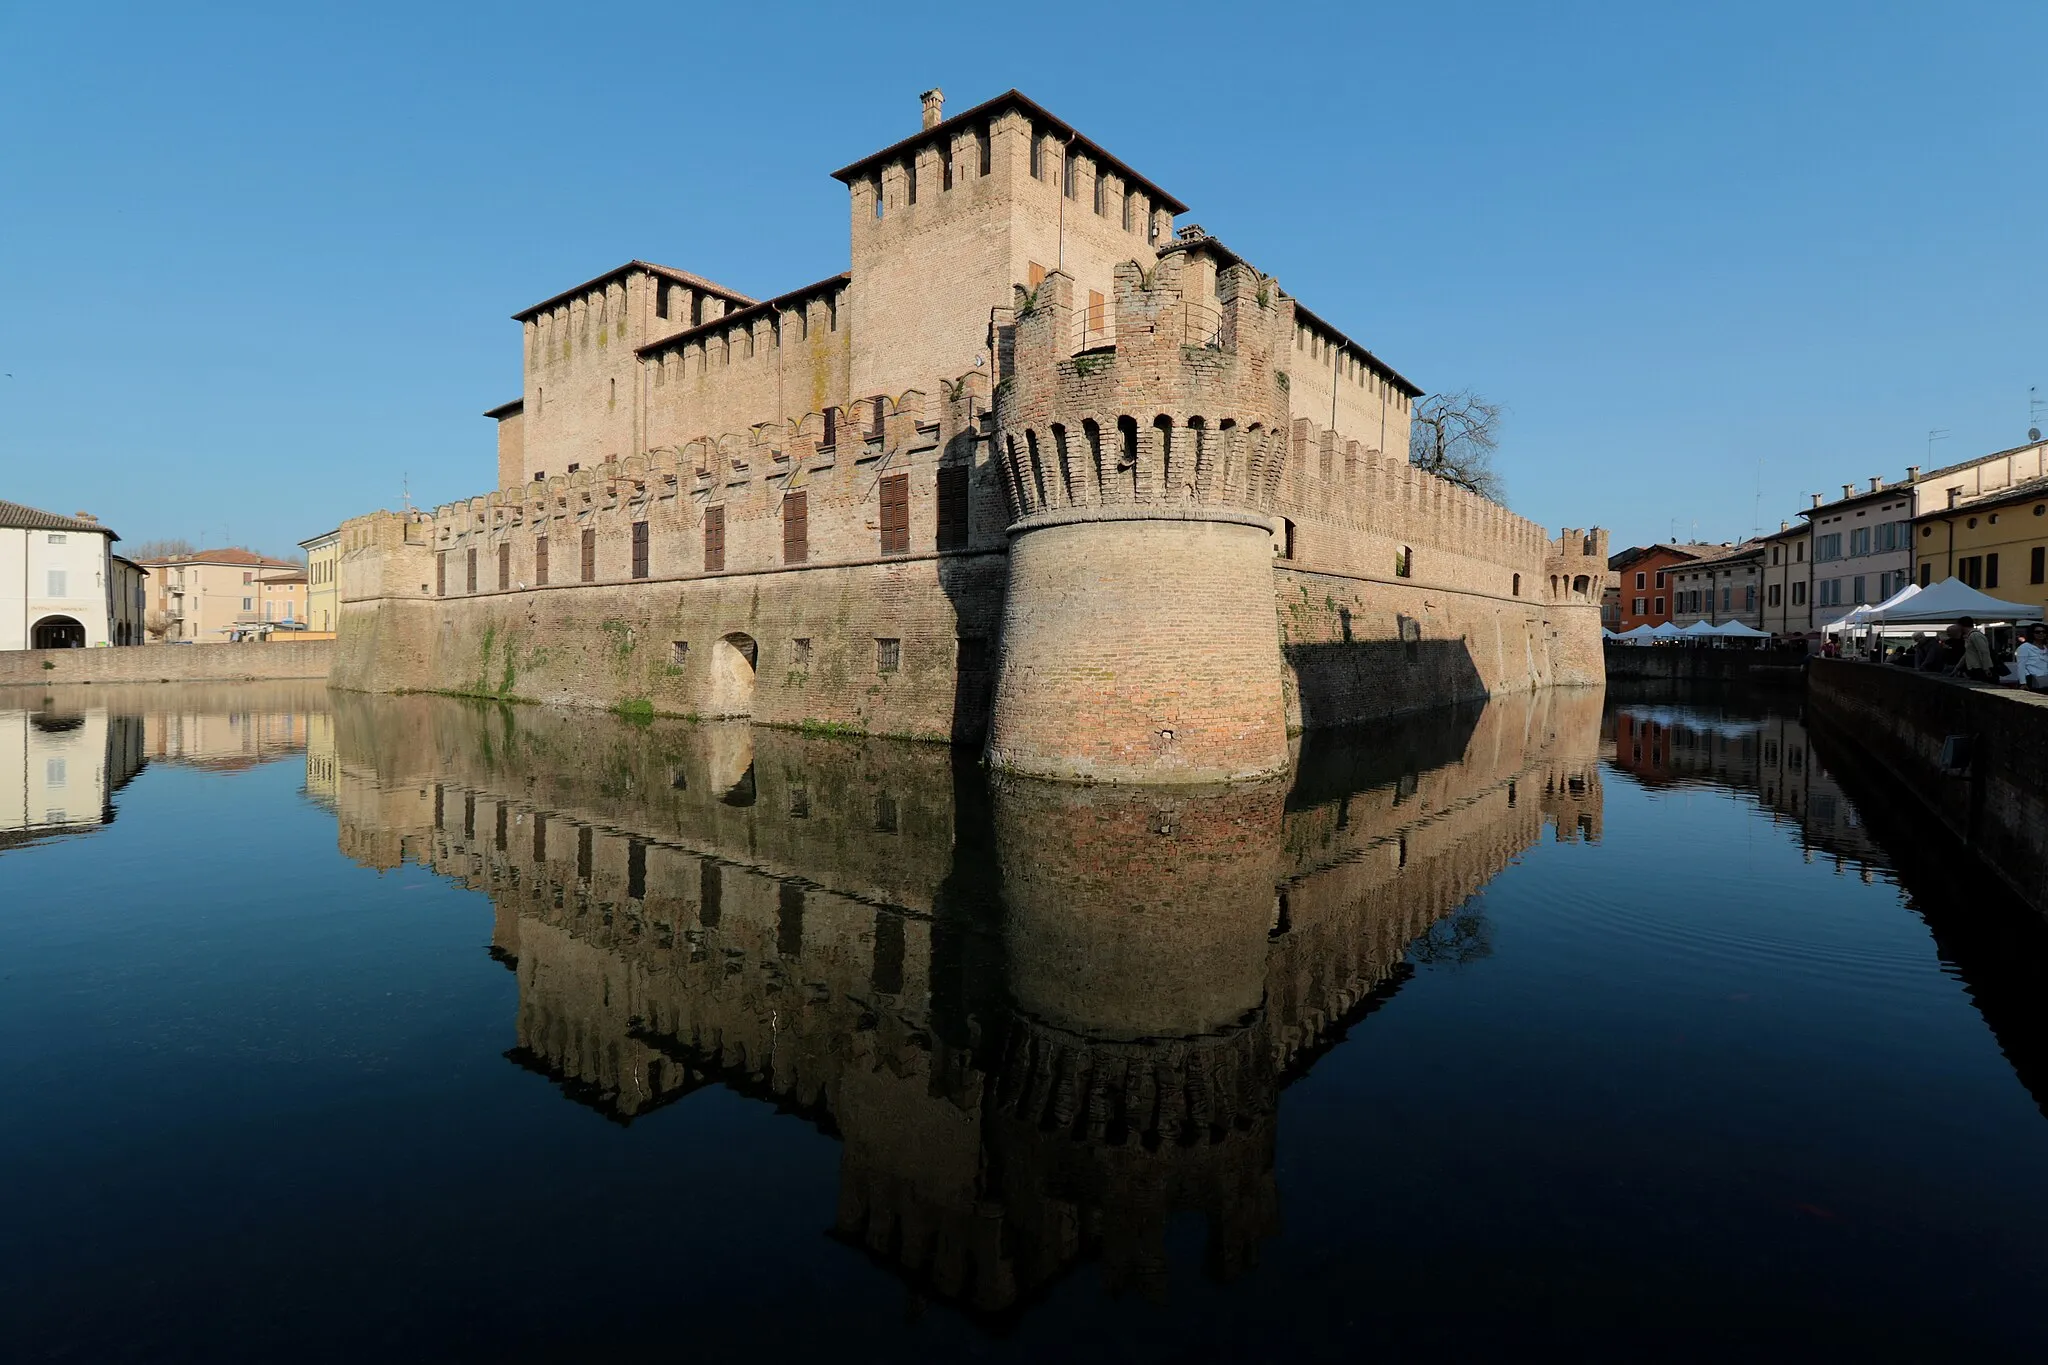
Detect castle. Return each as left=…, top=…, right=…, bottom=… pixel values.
left=335, top=89, right=1605, bottom=782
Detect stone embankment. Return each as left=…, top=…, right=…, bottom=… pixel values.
left=1807, top=658, right=2048, bottom=915
left=0, top=641, right=333, bottom=688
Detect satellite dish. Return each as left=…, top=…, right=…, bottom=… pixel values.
left=2032, top=427, right=2043, bottom=442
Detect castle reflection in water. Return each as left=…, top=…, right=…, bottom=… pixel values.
left=319, top=686, right=1604, bottom=1311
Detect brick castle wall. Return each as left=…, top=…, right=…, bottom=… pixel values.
left=0, top=639, right=333, bottom=688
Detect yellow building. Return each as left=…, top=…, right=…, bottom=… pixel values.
left=1913, top=473, right=2048, bottom=617
left=300, top=529, right=340, bottom=634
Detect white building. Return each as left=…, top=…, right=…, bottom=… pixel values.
left=0, top=501, right=141, bottom=649
left=0, top=704, right=146, bottom=846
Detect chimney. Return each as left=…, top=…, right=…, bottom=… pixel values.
left=74, top=511, right=96, bottom=523
left=920, top=88, right=943, bottom=130
left=1907, top=464, right=1920, bottom=481
left=1947, top=487, right=1962, bottom=509
left=1869, top=476, right=1882, bottom=493
left=1841, top=484, right=1854, bottom=500
left=1780, top=520, right=1790, bottom=532
left=1810, top=492, right=1822, bottom=508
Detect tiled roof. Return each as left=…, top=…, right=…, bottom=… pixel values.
left=0, top=500, right=117, bottom=537
left=512, top=260, right=755, bottom=323
left=1914, top=473, right=2048, bottom=519
left=135, top=547, right=299, bottom=569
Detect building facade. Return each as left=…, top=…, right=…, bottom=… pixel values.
left=335, top=90, right=1606, bottom=783
left=1802, top=477, right=1914, bottom=628
left=1758, top=521, right=1812, bottom=638
left=1607, top=543, right=1722, bottom=631
left=301, top=530, right=341, bottom=633
left=1912, top=473, right=2048, bottom=617
left=0, top=501, right=135, bottom=650
left=1670, top=542, right=1765, bottom=629
left=139, top=549, right=305, bottom=642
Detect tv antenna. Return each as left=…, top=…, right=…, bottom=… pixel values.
left=1927, top=428, right=1950, bottom=462
left=402, top=472, right=413, bottom=512
left=2029, top=386, right=2043, bottom=443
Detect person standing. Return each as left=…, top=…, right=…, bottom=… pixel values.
left=1957, top=616, right=1996, bottom=683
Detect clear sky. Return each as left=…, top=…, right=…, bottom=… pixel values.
left=3, top=1, right=2042, bottom=558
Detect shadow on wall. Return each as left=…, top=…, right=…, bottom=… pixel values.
left=939, top=550, right=1001, bottom=746
left=1285, top=637, right=1491, bottom=733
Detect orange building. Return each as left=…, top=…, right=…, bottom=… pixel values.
left=1607, top=543, right=1724, bottom=632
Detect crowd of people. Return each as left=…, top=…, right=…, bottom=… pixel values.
left=1842, top=617, right=2048, bottom=691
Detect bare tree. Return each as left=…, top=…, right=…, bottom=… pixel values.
left=144, top=609, right=178, bottom=641
left=125, top=537, right=197, bottom=561
left=1410, top=389, right=1506, bottom=503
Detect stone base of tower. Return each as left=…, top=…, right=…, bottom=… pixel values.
left=986, top=509, right=1291, bottom=784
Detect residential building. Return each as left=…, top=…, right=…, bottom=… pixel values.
left=1757, top=521, right=1813, bottom=639
left=1802, top=476, right=1915, bottom=630
left=1911, top=474, right=2048, bottom=618
left=138, top=548, right=304, bottom=642
left=1669, top=541, right=1765, bottom=629
left=301, top=529, right=340, bottom=633
left=0, top=704, right=146, bottom=846
left=1606, top=543, right=1723, bottom=631
left=1, top=500, right=138, bottom=649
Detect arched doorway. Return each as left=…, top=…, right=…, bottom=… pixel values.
left=32, top=616, right=85, bottom=649
left=708, top=633, right=758, bottom=718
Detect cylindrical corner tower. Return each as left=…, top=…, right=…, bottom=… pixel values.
left=985, top=258, right=1296, bottom=784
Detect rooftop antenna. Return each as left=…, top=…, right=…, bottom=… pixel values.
left=402, top=472, right=413, bottom=513
left=1752, top=458, right=1762, bottom=539
left=1927, top=428, right=1950, bottom=462
left=2029, top=386, right=2043, bottom=443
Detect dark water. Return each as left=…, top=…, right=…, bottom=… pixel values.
left=4, top=680, right=2047, bottom=1362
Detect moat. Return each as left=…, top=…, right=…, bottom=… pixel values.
left=4, top=682, right=2047, bottom=1360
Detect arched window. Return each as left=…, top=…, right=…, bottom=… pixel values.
left=1512, top=573, right=1521, bottom=597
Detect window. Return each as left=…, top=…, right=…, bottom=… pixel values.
left=48, top=533, right=66, bottom=544
left=703, top=505, right=725, bottom=571
left=1634, top=571, right=1646, bottom=589
left=567, top=462, right=580, bottom=474
left=822, top=407, right=837, bottom=449
left=976, top=125, right=990, bottom=176
left=1815, top=533, right=1842, bottom=562
left=879, top=473, right=909, bottom=556
left=1654, top=596, right=1665, bottom=614
left=1796, top=542, right=1805, bottom=561
left=1092, top=167, right=1104, bottom=215
left=1512, top=573, right=1521, bottom=597
left=1770, top=546, right=1780, bottom=565
left=1655, top=570, right=1666, bottom=588
left=45, top=569, right=66, bottom=597
left=1986, top=552, right=1999, bottom=589
left=241, top=596, right=253, bottom=611
left=791, top=637, right=812, bottom=667
left=1720, top=587, right=1731, bottom=611
left=1745, top=585, right=1756, bottom=611
left=1063, top=148, right=1077, bottom=198
left=782, top=490, right=808, bottom=564
left=580, top=528, right=596, bottom=582
left=1852, top=575, right=1865, bottom=603
left=631, top=521, right=649, bottom=579
left=671, top=641, right=688, bottom=667
left=1027, top=261, right=1047, bottom=290
left=1920, top=562, right=1932, bottom=587
left=1028, top=133, right=1042, bottom=179
left=498, top=543, right=511, bottom=590
left=436, top=552, right=446, bottom=596
left=1959, top=555, right=1982, bottom=588
left=243, top=572, right=253, bottom=585
left=1633, top=596, right=1646, bottom=615
left=937, top=466, right=970, bottom=550
left=876, top=637, right=900, bottom=673
left=2033, top=547, right=2045, bottom=585
left=1792, top=580, right=1806, bottom=605
left=466, top=549, right=477, bottom=593
left=1768, top=584, right=1781, bottom=606
left=535, top=535, right=549, bottom=586
left=1395, top=545, right=1412, bottom=578
left=1850, top=527, right=1871, bottom=557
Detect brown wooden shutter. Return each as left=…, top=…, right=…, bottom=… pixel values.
left=703, top=505, right=725, bottom=571
left=936, top=466, right=969, bottom=551
left=580, top=528, right=596, bottom=582
left=631, top=521, right=649, bottom=579
left=498, top=542, right=510, bottom=590
left=783, top=490, right=808, bottom=564
left=879, top=473, right=909, bottom=556
left=535, top=535, right=549, bottom=586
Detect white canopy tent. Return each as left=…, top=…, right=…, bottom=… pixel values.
left=1678, top=618, right=1719, bottom=636
left=1826, top=583, right=1921, bottom=634
left=1647, top=622, right=1686, bottom=641
left=1862, top=577, right=2043, bottom=627
left=1708, top=619, right=1772, bottom=638
left=1613, top=624, right=1659, bottom=644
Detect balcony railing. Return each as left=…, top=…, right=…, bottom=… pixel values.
left=1069, top=302, right=1225, bottom=357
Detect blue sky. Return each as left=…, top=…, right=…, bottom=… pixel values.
left=3, top=1, right=2042, bottom=557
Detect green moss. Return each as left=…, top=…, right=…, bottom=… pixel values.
left=1275, top=370, right=1289, bottom=391
left=1071, top=353, right=1112, bottom=377
left=799, top=718, right=865, bottom=738
left=600, top=619, right=636, bottom=659
left=613, top=697, right=655, bottom=725
left=41, top=660, right=55, bottom=670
